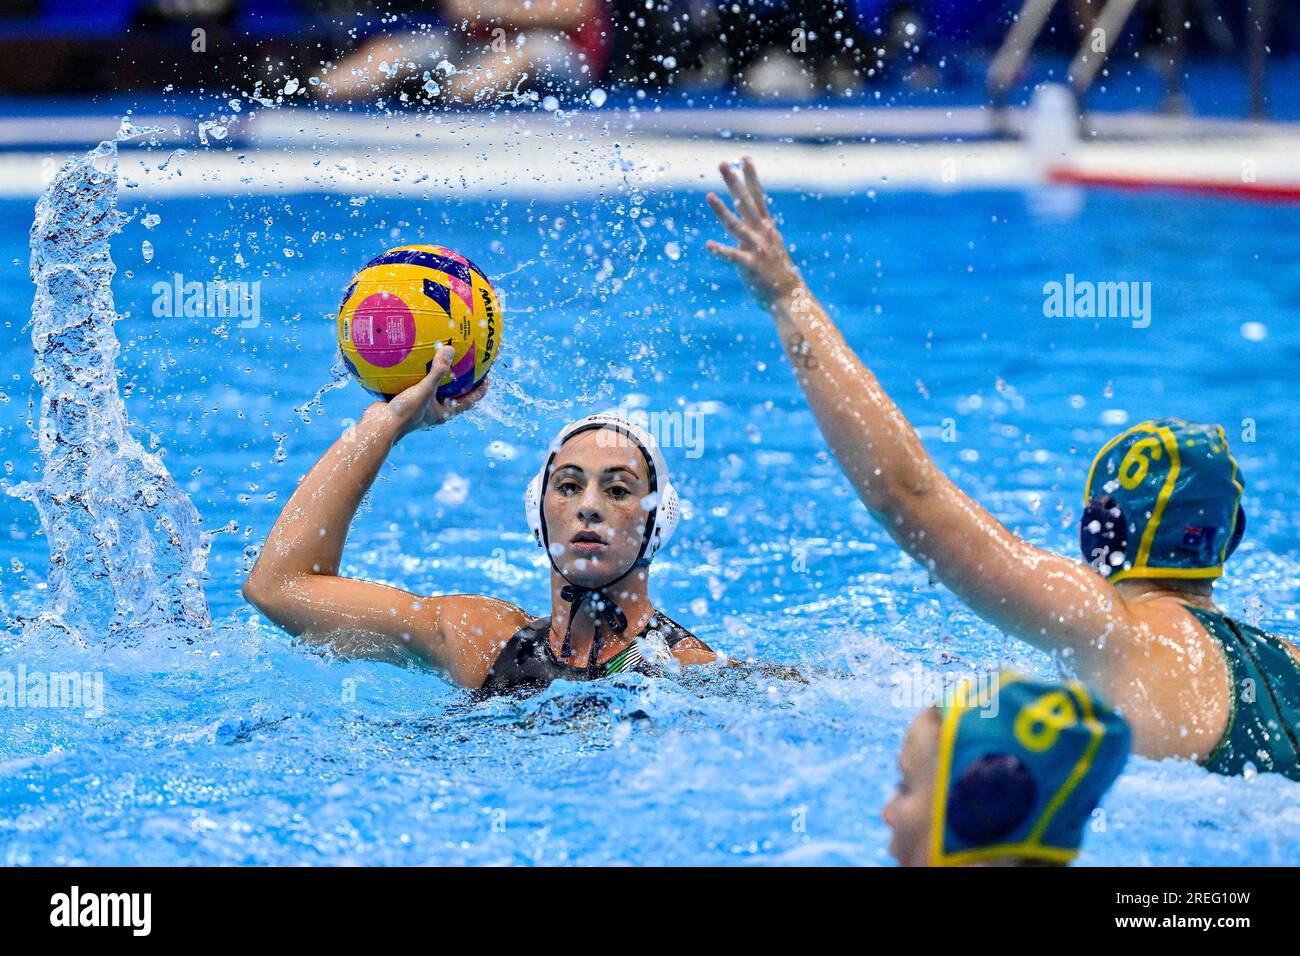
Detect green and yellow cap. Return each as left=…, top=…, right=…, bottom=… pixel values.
left=931, top=673, right=1130, bottom=867
left=1080, top=418, right=1246, bottom=584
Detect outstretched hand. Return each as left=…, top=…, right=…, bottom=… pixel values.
left=705, top=156, right=805, bottom=312
left=384, top=344, right=489, bottom=441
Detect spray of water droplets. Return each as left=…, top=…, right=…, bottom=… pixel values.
left=12, top=134, right=211, bottom=644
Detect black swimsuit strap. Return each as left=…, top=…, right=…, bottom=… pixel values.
left=642, top=610, right=693, bottom=649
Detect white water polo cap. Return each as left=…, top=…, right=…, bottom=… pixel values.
left=524, top=413, right=680, bottom=566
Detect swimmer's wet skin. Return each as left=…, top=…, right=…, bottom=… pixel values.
left=242, top=345, right=720, bottom=694
left=707, top=156, right=1300, bottom=781
left=884, top=673, right=1131, bottom=867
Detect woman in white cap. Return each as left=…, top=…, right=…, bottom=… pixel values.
left=243, top=345, right=719, bottom=694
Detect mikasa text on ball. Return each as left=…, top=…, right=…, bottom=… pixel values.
left=337, top=244, right=501, bottom=400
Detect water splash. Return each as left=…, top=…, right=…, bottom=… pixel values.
left=292, top=354, right=351, bottom=424
left=13, top=138, right=211, bottom=644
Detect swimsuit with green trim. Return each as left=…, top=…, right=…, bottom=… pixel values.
left=478, top=610, right=705, bottom=696
left=1188, top=606, right=1300, bottom=781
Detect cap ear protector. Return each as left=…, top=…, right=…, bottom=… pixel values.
left=524, top=414, right=680, bottom=568
left=1080, top=493, right=1246, bottom=578
left=947, top=753, right=1038, bottom=845
left=1079, top=493, right=1129, bottom=576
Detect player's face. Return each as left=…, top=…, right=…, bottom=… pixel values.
left=542, top=429, right=653, bottom=588
left=883, top=710, right=941, bottom=867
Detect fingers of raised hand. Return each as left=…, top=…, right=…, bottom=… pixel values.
left=740, top=156, right=772, bottom=219
left=719, top=160, right=765, bottom=227
left=705, top=239, right=752, bottom=266
left=717, top=162, right=754, bottom=222
left=707, top=191, right=754, bottom=245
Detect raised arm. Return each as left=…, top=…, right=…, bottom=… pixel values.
left=243, top=347, right=516, bottom=687
left=705, top=158, right=1137, bottom=676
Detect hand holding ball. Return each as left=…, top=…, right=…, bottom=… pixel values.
left=337, top=245, right=501, bottom=400
left=385, top=344, right=490, bottom=439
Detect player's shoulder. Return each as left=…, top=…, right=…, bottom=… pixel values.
left=1118, top=595, right=1220, bottom=649
left=418, top=594, right=535, bottom=688
left=427, top=593, right=531, bottom=635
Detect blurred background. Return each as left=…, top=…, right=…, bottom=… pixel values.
left=0, top=0, right=1293, bottom=117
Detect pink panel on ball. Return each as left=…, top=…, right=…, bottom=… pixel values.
left=351, top=293, right=416, bottom=368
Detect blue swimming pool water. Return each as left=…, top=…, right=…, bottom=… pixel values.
left=1, top=155, right=1299, bottom=864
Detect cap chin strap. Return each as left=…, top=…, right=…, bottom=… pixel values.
left=557, top=575, right=633, bottom=675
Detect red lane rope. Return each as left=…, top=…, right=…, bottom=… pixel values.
left=1048, top=168, right=1300, bottom=205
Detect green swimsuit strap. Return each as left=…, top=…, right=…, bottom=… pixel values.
left=1187, top=606, right=1300, bottom=781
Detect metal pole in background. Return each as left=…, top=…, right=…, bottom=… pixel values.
left=988, top=0, right=1060, bottom=109
left=1247, top=0, right=1271, bottom=118
left=1161, top=0, right=1187, bottom=114
left=1068, top=0, right=1142, bottom=101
